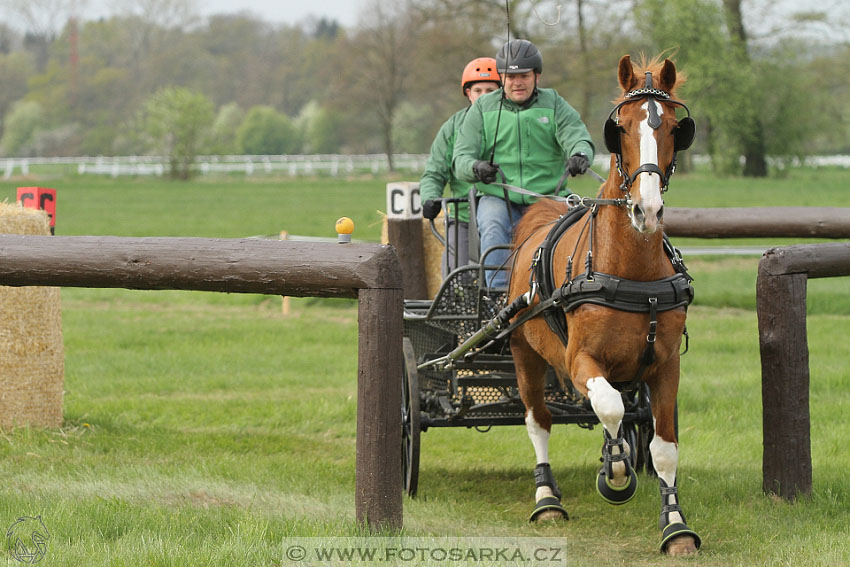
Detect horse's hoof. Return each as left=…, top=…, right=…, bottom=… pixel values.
left=595, top=466, right=637, bottom=505
left=529, top=496, right=569, bottom=522
left=660, top=523, right=701, bottom=555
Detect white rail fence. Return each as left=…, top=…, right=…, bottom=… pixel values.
left=1, top=154, right=430, bottom=179
left=2, top=154, right=848, bottom=179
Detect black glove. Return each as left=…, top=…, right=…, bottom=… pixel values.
left=422, top=199, right=441, bottom=220
left=472, top=160, right=499, bottom=184
left=567, top=153, right=590, bottom=176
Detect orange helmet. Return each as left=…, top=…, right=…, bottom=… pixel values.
left=461, top=57, right=501, bottom=96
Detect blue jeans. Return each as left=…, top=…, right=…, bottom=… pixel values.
left=476, top=195, right=527, bottom=289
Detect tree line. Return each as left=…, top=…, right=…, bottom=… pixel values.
left=0, top=0, right=846, bottom=178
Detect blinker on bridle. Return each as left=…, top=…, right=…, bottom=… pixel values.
left=604, top=72, right=696, bottom=193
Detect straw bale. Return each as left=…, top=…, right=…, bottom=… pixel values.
left=380, top=213, right=445, bottom=299
left=0, top=202, right=64, bottom=428
left=422, top=213, right=445, bottom=299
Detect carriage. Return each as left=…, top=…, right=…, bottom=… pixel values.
left=399, top=55, right=701, bottom=555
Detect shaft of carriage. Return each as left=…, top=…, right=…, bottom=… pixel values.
left=417, top=291, right=534, bottom=370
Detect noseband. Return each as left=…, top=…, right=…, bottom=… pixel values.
left=604, top=73, right=695, bottom=193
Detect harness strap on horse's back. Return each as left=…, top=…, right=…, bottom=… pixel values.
left=533, top=206, right=591, bottom=346
left=530, top=210, right=693, bottom=354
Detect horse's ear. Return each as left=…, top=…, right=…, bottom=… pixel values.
left=618, top=55, right=637, bottom=91
left=659, top=59, right=677, bottom=92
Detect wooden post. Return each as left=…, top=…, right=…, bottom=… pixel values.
left=757, top=242, right=850, bottom=501
left=0, top=235, right=404, bottom=530
left=757, top=270, right=812, bottom=499
left=356, top=287, right=403, bottom=529
left=386, top=182, right=428, bottom=299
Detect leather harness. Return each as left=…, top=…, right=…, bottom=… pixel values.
left=503, top=205, right=693, bottom=391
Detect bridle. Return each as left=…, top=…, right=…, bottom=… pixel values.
left=604, top=72, right=695, bottom=193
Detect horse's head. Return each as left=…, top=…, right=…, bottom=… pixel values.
left=604, top=55, right=695, bottom=234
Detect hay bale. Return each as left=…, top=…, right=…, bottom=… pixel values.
left=381, top=213, right=445, bottom=299
left=0, top=202, right=64, bottom=428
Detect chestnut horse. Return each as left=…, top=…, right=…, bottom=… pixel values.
left=508, top=55, right=700, bottom=555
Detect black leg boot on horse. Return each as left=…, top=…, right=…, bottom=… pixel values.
left=529, top=463, right=569, bottom=522
left=596, top=426, right=638, bottom=504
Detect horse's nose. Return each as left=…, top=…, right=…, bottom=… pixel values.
left=631, top=203, right=646, bottom=226
left=631, top=203, right=663, bottom=233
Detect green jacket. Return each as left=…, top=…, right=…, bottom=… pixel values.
left=452, top=87, right=595, bottom=205
left=419, top=107, right=473, bottom=223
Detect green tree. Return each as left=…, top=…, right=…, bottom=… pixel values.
left=141, top=87, right=214, bottom=179
left=296, top=100, right=341, bottom=154
left=340, top=0, right=419, bottom=170
left=208, top=102, right=244, bottom=155
left=638, top=0, right=753, bottom=174
left=236, top=105, right=299, bottom=155
left=0, top=51, right=33, bottom=140
left=0, top=100, right=45, bottom=156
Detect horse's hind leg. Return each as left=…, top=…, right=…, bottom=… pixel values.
left=648, top=373, right=701, bottom=555
left=573, top=354, right=637, bottom=504
left=512, top=332, right=568, bottom=522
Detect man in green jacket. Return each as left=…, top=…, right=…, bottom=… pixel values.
left=452, top=39, right=595, bottom=289
left=420, top=57, right=501, bottom=276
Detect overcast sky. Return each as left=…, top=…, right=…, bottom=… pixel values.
left=2, top=0, right=364, bottom=32
left=196, top=0, right=362, bottom=27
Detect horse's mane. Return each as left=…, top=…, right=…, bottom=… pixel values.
left=615, top=53, right=687, bottom=103
left=513, top=199, right=566, bottom=248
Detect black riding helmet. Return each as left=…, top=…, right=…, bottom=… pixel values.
left=496, top=39, right=543, bottom=75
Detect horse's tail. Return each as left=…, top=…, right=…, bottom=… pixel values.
left=513, top=200, right=567, bottom=249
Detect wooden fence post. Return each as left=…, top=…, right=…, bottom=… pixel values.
left=757, top=242, right=850, bottom=500
left=386, top=182, right=428, bottom=299
left=356, top=287, right=403, bottom=529
left=757, top=270, right=812, bottom=499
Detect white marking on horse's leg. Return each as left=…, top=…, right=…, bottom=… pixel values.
left=650, top=433, right=684, bottom=524
left=586, top=376, right=625, bottom=438
left=525, top=409, right=554, bottom=501
left=587, top=377, right=629, bottom=482
left=636, top=101, right=664, bottom=232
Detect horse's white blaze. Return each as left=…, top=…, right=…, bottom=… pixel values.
left=525, top=408, right=550, bottom=464
left=637, top=101, right=664, bottom=232
left=525, top=409, right=556, bottom=501
left=650, top=434, right=684, bottom=525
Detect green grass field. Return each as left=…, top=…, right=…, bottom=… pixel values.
left=1, top=167, right=849, bottom=566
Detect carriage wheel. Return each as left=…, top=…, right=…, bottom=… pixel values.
left=632, top=385, right=679, bottom=476
left=634, top=383, right=654, bottom=475
left=635, top=417, right=655, bottom=476
left=622, top=422, right=640, bottom=471
left=401, top=337, right=421, bottom=497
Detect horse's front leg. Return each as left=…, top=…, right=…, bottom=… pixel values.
left=572, top=352, right=638, bottom=504
left=648, top=369, right=701, bottom=555
left=512, top=331, right=568, bottom=522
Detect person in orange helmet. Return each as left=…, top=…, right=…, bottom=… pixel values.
left=420, top=57, right=501, bottom=276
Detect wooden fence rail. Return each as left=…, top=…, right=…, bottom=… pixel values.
left=665, top=207, right=850, bottom=238
left=0, top=235, right=404, bottom=529
left=756, top=242, right=850, bottom=500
